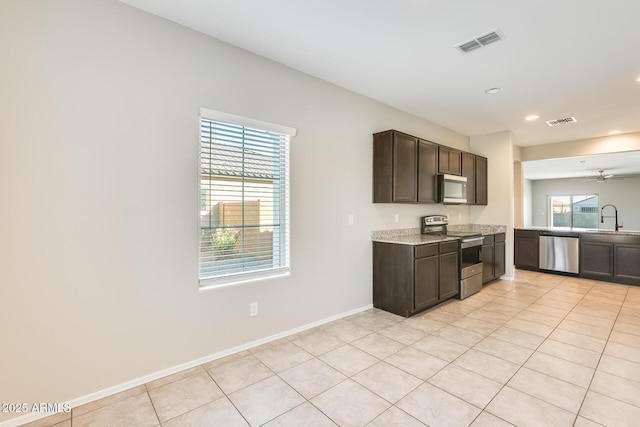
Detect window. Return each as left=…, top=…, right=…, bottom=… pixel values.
left=199, top=108, right=296, bottom=287
left=548, top=194, right=599, bottom=228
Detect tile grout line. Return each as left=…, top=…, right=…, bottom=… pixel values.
left=465, top=274, right=597, bottom=424
left=487, top=277, right=638, bottom=424
left=573, top=283, right=631, bottom=425
left=141, top=384, right=160, bottom=427
left=410, top=278, right=534, bottom=425
left=466, top=275, right=569, bottom=423
left=509, top=276, right=598, bottom=425
left=432, top=278, right=533, bottom=426
left=203, top=362, right=255, bottom=427
left=282, top=314, right=428, bottom=427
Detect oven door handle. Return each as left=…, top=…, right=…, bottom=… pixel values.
left=460, top=237, right=484, bottom=248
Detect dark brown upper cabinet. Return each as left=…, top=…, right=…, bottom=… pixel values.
left=417, top=139, right=438, bottom=203
left=461, top=152, right=476, bottom=205
left=373, top=130, right=417, bottom=203
left=438, top=146, right=462, bottom=176
left=475, top=155, right=488, bottom=205
left=373, top=130, right=487, bottom=205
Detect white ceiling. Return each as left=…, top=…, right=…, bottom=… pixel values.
left=120, top=0, right=640, bottom=177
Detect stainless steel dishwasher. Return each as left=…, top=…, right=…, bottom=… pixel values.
left=539, top=231, right=580, bottom=274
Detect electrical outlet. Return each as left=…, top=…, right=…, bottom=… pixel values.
left=249, top=302, right=258, bottom=317
left=348, top=214, right=355, bottom=225
left=394, top=214, right=399, bottom=223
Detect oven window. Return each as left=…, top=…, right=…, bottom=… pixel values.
left=461, top=245, right=482, bottom=269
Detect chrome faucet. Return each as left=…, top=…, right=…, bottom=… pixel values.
left=601, top=204, right=622, bottom=231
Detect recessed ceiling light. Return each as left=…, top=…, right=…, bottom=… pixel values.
left=484, top=87, right=502, bottom=94
left=525, top=115, right=539, bottom=121
left=608, top=130, right=621, bottom=135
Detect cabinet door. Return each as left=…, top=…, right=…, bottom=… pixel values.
left=461, top=152, right=475, bottom=204
left=439, top=251, right=459, bottom=300
left=373, top=131, right=394, bottom=203
left=438, top=147, right=462, bottom=176
left=482, top=244, right=495, bottom=283
left=417, top=140, right=438, bottom=203
left=475, top=156, right=488, bottom=205
left=438, top=146, right=450, bottom=174
left=415, top=255, right=439, bottom=311
left=373, top=242, right=414, bottom=317
left=494, top=241, right=506, bottom=278
left=393, top=133, right=418, bottom=202
left=580, top=241, right=613, bottom=280
left=514, top=230, right=539, bottom=270
left=449, top=150, right=462, bottom=175
left=614, top=244, right=640, bottom=285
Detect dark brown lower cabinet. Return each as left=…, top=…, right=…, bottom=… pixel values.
left=581, top=233, right=640, bottom=286
left=495, top=239, right=506, bottom=277
left=439, top=249, right=459, bottom=300
left=615, top=244, right=640, bottom=285
left=373, top=240, right=459, bottom=317
left=414, top=249, right=439, bottom=312
left=580, top=235, right=613, bottom=281
left=514, top=229, right=540, bottom=271
left=483, top=233, right=506, bottom=284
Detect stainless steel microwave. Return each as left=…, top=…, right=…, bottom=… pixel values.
left=437, top=174, right=467, bottom=204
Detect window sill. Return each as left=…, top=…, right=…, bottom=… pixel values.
left=198, top=267, right=290, bottom=291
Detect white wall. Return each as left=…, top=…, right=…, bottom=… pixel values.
left=0, top=0, right=471, bottom=422
left=530, top=177, right=640, bottom=231
left=470, top=131, right=516, bottom=278
left=523, top=178, right=533, bottom=227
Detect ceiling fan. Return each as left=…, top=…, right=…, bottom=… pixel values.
left=584, top=170, right=614, bottom=182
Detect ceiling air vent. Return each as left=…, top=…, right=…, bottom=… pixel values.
left=456, top=29, right=504, bottom=53
left=545, top=117, right=577, bottom=126
left=477, top=32, right=501, bottom=46
left=458, top=40, right=482, bottom=53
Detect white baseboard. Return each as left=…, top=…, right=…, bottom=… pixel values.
left=0, top=304, right=373, bottom=427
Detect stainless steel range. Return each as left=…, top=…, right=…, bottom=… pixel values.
left=421, top=215, right=484, bottom=299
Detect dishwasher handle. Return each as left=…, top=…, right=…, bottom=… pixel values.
left=539, top=231, right=580, bottom=238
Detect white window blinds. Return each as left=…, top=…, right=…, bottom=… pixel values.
left=199, top=110, right=293, bottom=287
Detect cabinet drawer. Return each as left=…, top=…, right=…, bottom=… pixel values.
left=440, top=240, right=459, bottom=254
left=483, top=235, right=494, bottom=245
left=415, top=243, right=438, bottom=258
left=495, top=233, right=505, bottom=243
left=515, top=229, right=539, bottom=239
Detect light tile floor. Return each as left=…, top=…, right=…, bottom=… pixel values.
left=23, top=270, right=640, bottom=426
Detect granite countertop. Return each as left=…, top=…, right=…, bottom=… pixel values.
left=515, top=226, right=640, bottom=236
left=372, top=224, right=507, bottom=245
left=448, top=224, right=507, bottom=235
left=372, top=234, right=459, bottom=245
